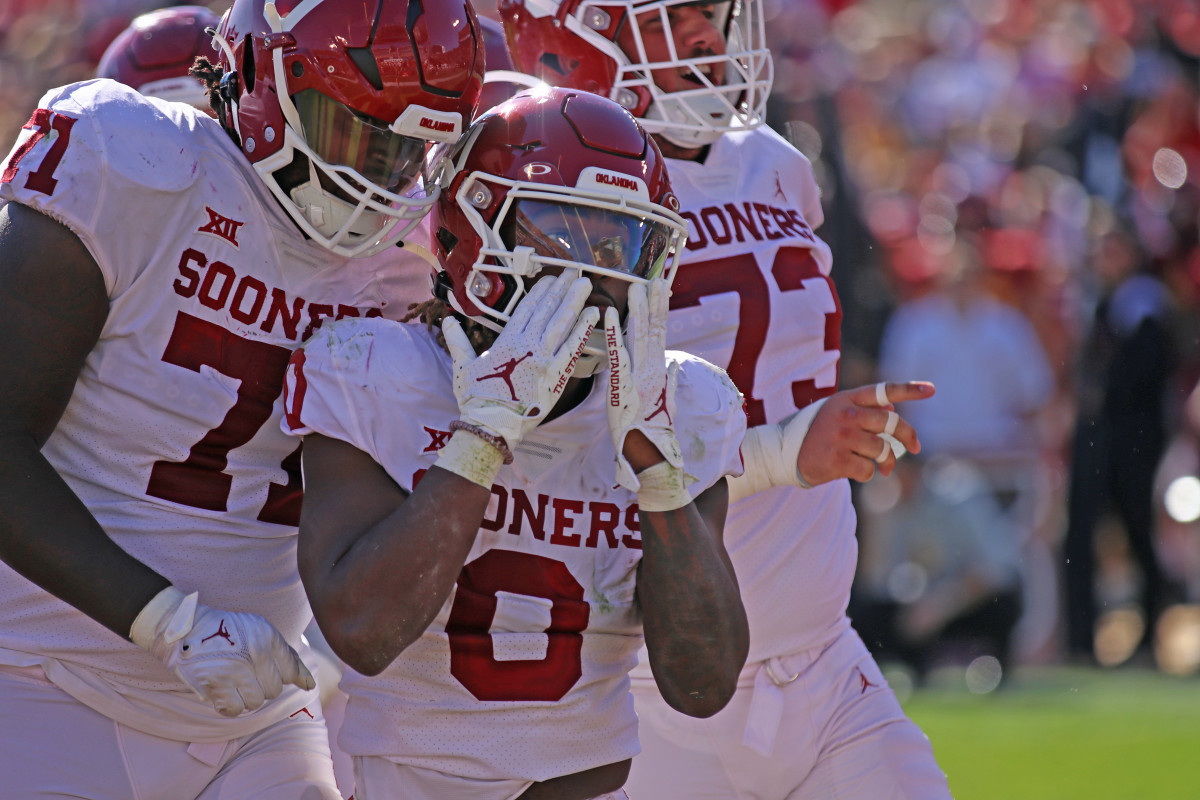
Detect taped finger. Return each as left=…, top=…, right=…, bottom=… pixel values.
left=884, top=410, right=899, bottom=437
left=877, top=432, right=907, bottom=461
left=875, top=382, right=889, bottom=407
left=874, top=435, right=890, bottom=464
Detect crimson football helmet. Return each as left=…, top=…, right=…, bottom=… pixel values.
left=212, top=0, right=485, bottom=257
left=97, top=5, right=221, bottom=112
left=499, top=0, right=771, bottom=149
left=432, top=86, right=686, bottom=374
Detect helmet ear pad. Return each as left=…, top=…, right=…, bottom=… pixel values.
left=228, top=32, right=288, bottom=165
left=433, top=169, right=518, bottom=322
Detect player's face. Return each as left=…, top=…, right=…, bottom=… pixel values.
left=615, top=1, right=729, bottom=93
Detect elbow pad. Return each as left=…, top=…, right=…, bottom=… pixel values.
left=726, top=397, right=828, bottom=504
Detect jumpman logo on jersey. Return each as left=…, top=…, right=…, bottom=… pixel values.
left=856, top=667, right=876, bottom=694
left=773, top=171, right=787, bottom=202
left=201, top=620, right=235, bottom=647
left=643, top=387, right=672, bottom=424
left=477, top=352, right=533, bottom=401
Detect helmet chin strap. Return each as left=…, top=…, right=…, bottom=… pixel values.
left=642, top=93, right=732, bottom=149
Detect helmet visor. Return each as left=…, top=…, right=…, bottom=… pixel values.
left=292, top=89, right=428, bottom=195
left=503, top=199, right=673, bottom=280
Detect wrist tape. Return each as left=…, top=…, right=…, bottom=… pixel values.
left=435, top=427, right=506, bottom=489
left=635, top=460, right=693, bottom=512
left=726, top=397, right=828, bottom=504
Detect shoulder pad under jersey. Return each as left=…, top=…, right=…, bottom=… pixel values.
left=668, top=350, right=747, bottom=488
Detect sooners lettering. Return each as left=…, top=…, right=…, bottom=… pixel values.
left=420, top=117, right=456, bottom=133
left=680, top=202, right=815, bottom=252
left=413, top=469, right=643, bottom=550
left=197, top=206, right=244, bottom=248
left=596, top=172, right=638, bottom=192
left=172, top=247, right=382, bottom=342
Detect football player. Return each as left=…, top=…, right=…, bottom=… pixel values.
left=0, top=0, right=482, bottom=797
left=283, top=86, right=749, bottom=800
left=501, top=0, right=953, bottom=796
left=96, top=5, right=222, bottom=113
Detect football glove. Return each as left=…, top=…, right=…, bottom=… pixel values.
left=130, top=586, right=315, bottom=717
left=438, top=273, right=598, bottom=486
left=604, top=279, right=693, bottom=511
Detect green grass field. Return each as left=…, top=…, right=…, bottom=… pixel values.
left=902, top=667, right=1200, bottom=800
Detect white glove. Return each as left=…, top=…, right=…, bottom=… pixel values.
left=444, top=273, right=597, bottom=445
left=604, top=279, right=693, bottom=511
left=130, top=586, right=315, bottom=718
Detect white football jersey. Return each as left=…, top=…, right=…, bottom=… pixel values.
left=284, top=316, right=745, bottom=781
left=661, top=125, right=857, bottom=660
left=0, top=79, right=427, bottom=741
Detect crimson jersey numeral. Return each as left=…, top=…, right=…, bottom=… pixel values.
left=670, top=253, right=771, bottom=425
left=670, top=246, right=840, bottom=427
left=146, top=311, right=302, bottom=526
left=447, top=549, right=589, bottom=702
left=770, top=247, right=842, bottom=410
left=1, top=108, right=75, bottom=195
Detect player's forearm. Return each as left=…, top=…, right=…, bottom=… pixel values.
left=637, top=503, right=748, bottom=717
left=0, top=431, right=170, bottom=636
left=302, top=465, right=489, bottom=676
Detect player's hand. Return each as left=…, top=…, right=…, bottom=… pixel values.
left=605, top=279, right=692, bottom=509
left=796, top=381, right=934, bottom=485
left=443, top=273, right=598, bottom=449
left=131, top=587, right=315, bottom=717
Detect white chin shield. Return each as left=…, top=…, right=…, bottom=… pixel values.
left=641, top=93, right=734, bottom=149
left=288, top=174, right=389, bottom=242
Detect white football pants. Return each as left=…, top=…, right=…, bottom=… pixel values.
left=0, top=663, right=341, bottom=799
left=625, top=626, right=952, bottom=800
left=354, top=756, right=631, bottom=800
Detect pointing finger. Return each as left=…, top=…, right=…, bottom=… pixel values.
left=857, top=381, right=935, bottom=408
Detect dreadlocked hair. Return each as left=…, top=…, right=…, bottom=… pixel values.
left=402, top=298, right=499, bottom=355
left=189, top=57, right=224, bottom=118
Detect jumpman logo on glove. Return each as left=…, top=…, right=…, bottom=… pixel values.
left=200, top=620, right=235, bottom=647
left=643, top=386, right=672, bottom=424
left=476, top=352, right=534, bottom=401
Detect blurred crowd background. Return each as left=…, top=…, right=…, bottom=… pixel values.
left=3, top=0, right=1200, bottom=690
